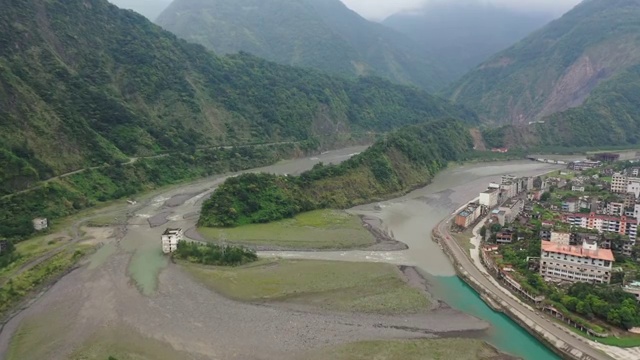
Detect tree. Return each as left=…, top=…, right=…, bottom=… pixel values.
left=479, top=226, right=487, bottom=238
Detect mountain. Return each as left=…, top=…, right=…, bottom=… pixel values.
left=447, top=0, right=640, bottom=126
left=155, top=0, right=447, bottom=92
left=0, top=0, right=474, bottom=197
left=108, top=0, right=172, bottom=20
left=383, top=1, right=552, bottom=81
left=199, top=119, right=473, bottom=227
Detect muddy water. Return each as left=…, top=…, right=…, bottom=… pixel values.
left=126, top=152, right=566, bottom=359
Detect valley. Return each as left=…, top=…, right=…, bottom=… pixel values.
left=0, top=147, right=566, bottom=360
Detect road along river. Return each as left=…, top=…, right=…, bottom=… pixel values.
left=263, top=160, right=565, bottom=359
left=0, top=148, right=566, bottom=359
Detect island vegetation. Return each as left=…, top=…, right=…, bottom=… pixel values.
left=199, top=119, right=473, bottom=227
left=173, top=241, right=257, bottom=266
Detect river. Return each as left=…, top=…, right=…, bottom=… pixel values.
left=267, top=159, right=564, bottom=359
left=1, top=148, right=565, bottom=359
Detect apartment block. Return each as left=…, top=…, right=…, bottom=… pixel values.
left=479, top=188, right=499, bottom=208
left=540, top=240, right=614, bottom=284
left=562, top=213, right=638, bottom=242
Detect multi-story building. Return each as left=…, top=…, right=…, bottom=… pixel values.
left=540, top=240, right=614, bottom=284
left=624, top=282, right=640, bottom=303
left=496, top=229, right=515, bottom=244
left=570, top=160, right=602, bottom=171
left=562, top=213, right=638, bottom=246
left=612, top=173, right=640, bottom=194
left=455, top=203, right=482, bottom=228
left=161, top=228, right=184, bottom=254
left=606, top=202, right=625, bottom=217
left=500, top=182, right=517, bottom=199
left=628, top=181, right=640, bottom=198
left=479, top=188, right=499, bottom=208
left=562, top=199, right=578, bottom=213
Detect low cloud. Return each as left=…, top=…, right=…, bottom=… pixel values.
left=341, top=0, right=582, bottom=20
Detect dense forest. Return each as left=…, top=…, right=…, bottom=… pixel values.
left=1, top=0, right=474, bottom=196
left=0, top=144, right=300, bottom=239
left=199, top=119, right=473, bottom=227
left=156, top=0, right=447, bottom=91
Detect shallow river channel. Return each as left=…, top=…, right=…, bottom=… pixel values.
left=1, top=147, right=565, bottom=359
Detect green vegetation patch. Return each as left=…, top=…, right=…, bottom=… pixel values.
left=69, top=326, right=191, bottom=360
left=182, top=259, right=430, bottom=314
left=198, top=209, right=375, bottom=249
left=304, top=339, right=506, bottom=360
left=0, top=246, right=89, bottom=317
left=199, top=119, right=473, bottom=228
left=174, top=241, right=257, bottom=265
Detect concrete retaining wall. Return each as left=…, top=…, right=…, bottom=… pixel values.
left=432, top=226, right=595, bottom=360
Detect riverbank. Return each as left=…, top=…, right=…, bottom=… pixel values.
left=431, top=213, right=613, bottom=360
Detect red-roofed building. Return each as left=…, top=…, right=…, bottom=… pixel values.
left=540, top=240, right=614, bottom=284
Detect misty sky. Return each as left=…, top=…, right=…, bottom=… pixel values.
left=341, top=0, right=583, bottom=20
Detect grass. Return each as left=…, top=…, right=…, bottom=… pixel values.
left=68, top=326, right=191, bottom=360
left=8, top=318, right=189, bottom=360
left=198, top=209, right=376, bottom=249
left=566, top=325, right=640, bottom=347
left=303, top=339, right=505, bottom=360
left=0, top=244, right=91, bottom=317
left=181, top=259, right=430, bottom=314
left=451, top=228, right=475, bottom=252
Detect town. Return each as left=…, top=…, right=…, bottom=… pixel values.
left=452, top=153, right=640, bottom=341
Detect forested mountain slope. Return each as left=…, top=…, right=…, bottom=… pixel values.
left=156, top=0, right=447, bottom=91
left=447, top=0, right=640, bottom=126
left=199, top=119, right=473, bottom=227
left=383, top=2, right=552, bottom=81
left=0, top=0, right=474, bottom=196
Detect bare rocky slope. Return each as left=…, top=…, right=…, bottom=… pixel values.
left=447, top=0, right=640, bottom=127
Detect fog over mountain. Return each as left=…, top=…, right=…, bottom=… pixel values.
left=343, top=0, right=581, bottom=20
left=383, top=1, right=557, bottom=80
left=109, top=0, right=582, bottom=22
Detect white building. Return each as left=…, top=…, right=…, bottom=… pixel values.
left=606, top=202, right=625, bottom=217
left=629, top=181, right=640, bottom=198
left=32, top=218, right=48, bottom=231
left=161, top=228, right=183, bottom=254
left=540, top=240, right=614, bottom=284
left=612, top=173, right=628, bottom=193
left=479, top=188, right=499, bottom=208
left=624, top=282, right=640, bottom=302
left=571, top=186, right=585, bottom=192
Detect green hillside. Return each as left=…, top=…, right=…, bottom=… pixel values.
left=155, top=0, right=447, bottom=91
left=199, top=119, right=473, bottom=227
left=0, top=0, right=474, bottom=196
left=448, top=0, right=640, bottom=126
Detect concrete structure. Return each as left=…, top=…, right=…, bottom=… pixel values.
left=570, top=160, right=601, bottom=171
left=562, top=199, right=578, bottom=213
left=628, top=181, right=640, bottom=198
left=563, top=213, right=638, bottom=242
left=571, top=186, right=585, bottom=192
left=624, top=282, right=640, bottom=302
left=491, top=209, right=508, bottom=226
left=606, top=202, right=625, bottom=217
left=479, top=188, right=499, bottom=208
left=455, top=203, right=482, bottom=229
left=550, top=231, right=571, bottom=245
left=500, top=182, right=517, bottom=199
left=32, top=218, right=48, bottom=231
left=498, top=198, right=524, bottom=224
left=540, top=240, right=614, bottom=284
left=612, top=173, right=640, bottom=194
left=435, top=213, right=616, bottom=360
left=161, top=228, right=183, bottom=254
left=496, top=229, right=515, bottom=244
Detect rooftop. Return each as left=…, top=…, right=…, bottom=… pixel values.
left=163, top=228, right=182, bottom=235
left=541, top=241, right=615, bottom=262
left=564, top=213, right=637, bottom=224
left=483, top=188, right=499, bottom=194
